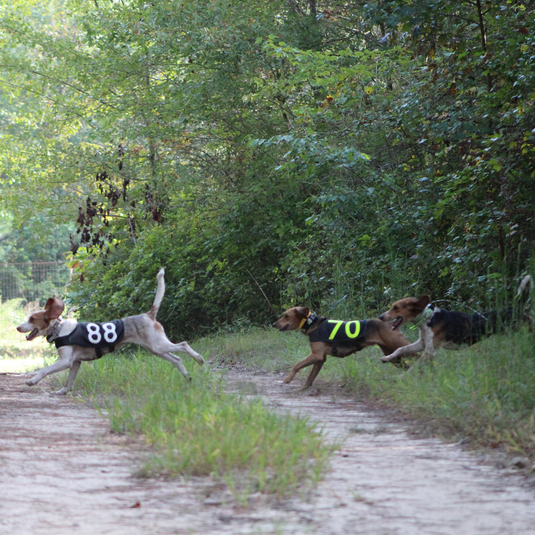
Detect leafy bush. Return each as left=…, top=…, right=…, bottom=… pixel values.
left=3, top=1, right=534, bottom=332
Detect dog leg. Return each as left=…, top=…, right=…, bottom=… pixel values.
left=169, top=341, right=205, bottom=365
left=377, top=348, right=406, bottom=367
left=283, top=353, right=325, bottom=384
left=143, top=336, right=205, bottom=366
left=302, top=361, right=325, bottom=389
left=27, top=346, right=78, bottom=388
left=158, top=352, right=190, bottom=379
left=403, top=328, right=437, bottom=373
left=381, top=339, right=424, bottom=363
left=419, top=327, right=437, bottom=362
left=26, top=358, right=72, bottom=386
left=52, top=361, right=82, bottom=395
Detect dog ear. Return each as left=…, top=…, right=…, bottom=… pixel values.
left=416, top=295, right=430, bottom=309
left=296, top=306, right=310, bottom=318
left=44, top=297, right=65, bottom=320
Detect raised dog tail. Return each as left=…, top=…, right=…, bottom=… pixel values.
left=483, top=275, right=532, bottom=332
left=515, top=274, right=532, bottom=316
left=517, top=275, right=533, bottom=299
left=148, top=268, right=166, bottom=320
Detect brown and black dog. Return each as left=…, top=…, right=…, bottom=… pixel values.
left=379, top=275, right=532, bottom=366
left=273, top=306, right=409, bottom=389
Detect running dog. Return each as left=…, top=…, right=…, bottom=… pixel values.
left=273, top=307, right=409, bottom=389
left=17, top=268, right=205, bottom=394
left=379, top=275, right=532, bottom=366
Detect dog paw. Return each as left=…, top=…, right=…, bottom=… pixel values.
left=51, top=388, right=69, bottom=396
left=282, top=376, right=294, bottom=384
left=381, top=356, right=393, bottom=363
left=25, top=377, right=38, bottom=386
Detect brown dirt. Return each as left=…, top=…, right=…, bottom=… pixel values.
left=1, top=370, right=535, bottom=535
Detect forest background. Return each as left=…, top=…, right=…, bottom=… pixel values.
left=1, top=0, right=534, bottom=340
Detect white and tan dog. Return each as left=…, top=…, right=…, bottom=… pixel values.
left=17, top=268, right=204, bottom=394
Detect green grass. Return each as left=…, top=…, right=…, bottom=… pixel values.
left=199, top=325, right=535, bottom=458
left=335, top=329, right=535, bottom=455
left=195, top=327, right=309, bottom=373
left=72, top=351, right=334, bottom=500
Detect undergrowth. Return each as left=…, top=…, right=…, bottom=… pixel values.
left=337, top=329, right=535, bottom=456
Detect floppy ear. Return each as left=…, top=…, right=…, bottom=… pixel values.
left=44, top=297, right=65, bottom=320
left=415, top=295, right=430, bottom=309
left=296, top=306, right=310, bottom=318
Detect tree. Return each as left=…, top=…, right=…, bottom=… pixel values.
left=1, top=1, right=533, bottom=333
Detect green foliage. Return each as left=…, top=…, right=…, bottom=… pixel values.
left=0, top=211, right=72, bottom=263
left=1, top=0, right=534, bottom=329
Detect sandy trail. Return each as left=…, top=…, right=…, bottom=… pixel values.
left=1, top=371, right=534, bottom=535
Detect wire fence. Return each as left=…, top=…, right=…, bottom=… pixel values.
left=0, top=262, right=70, bottom=305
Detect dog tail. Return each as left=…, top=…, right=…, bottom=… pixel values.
left=148, top=268, right=165, bottom=320
left=517, top=275, right=532, bottom=299
left=514, top=274, right=532, bottom=320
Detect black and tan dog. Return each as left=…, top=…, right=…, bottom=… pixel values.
left=379, top=275, right=532, bottom=366
left=273, top=307, right=409, bottom=389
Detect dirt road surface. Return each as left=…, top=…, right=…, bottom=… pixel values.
left=1, top=371, right=535, bottom=535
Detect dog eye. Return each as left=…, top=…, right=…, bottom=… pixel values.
left=284, top=314, right=289, bottom=319
left=393, top=305, right=399, bottom=311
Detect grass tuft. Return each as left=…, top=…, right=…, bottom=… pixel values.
left=73, top=351, right=334, bottom=499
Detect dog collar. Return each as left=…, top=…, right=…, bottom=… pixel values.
left=46, top=319, right=63, bottom=343
left=410, top=305, right=434, bottom=330
left=299, top=312, right=317, bottom=331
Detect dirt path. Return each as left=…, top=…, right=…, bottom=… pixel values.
left=1, top=371, right=535, bottom=535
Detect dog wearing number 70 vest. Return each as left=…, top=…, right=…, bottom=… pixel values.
left=272, top=306, right=409, bottom=389
left=17, top=268, right=204, bottom=395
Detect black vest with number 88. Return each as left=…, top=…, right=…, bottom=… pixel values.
left=54, top=320, right=125, bottom=350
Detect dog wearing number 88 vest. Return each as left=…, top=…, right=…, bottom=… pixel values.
left=273, top=306, right=409, bottom=389
left=17, top=268, right=205, bottom=395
